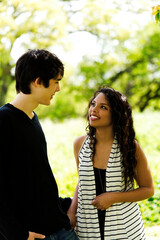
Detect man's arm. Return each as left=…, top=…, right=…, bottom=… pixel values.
left=0, top=115, right=29, bottom=240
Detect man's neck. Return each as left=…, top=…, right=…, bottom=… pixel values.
left=10, top=92, right=38, bottom=119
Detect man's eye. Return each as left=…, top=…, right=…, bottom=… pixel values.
left=101, top=106, right=107, bottom=109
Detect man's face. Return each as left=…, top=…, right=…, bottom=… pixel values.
left=34, top=73, right=62, bottom=105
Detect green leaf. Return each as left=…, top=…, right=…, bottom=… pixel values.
left=155, top=12, right=160, bottom=23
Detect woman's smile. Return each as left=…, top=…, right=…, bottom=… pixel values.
left=90, top=114, right=100, bottom=121
left=88, top=93, right=112, bottom=128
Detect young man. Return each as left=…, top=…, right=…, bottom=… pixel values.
left=0, top=49, right=79, bottom=240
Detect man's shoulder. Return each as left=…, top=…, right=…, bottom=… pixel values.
left=0, top=104, right=16, bottom=124
left=0, top=105, right=13, bottom=132
left=0, top=104, right=10, bottom=116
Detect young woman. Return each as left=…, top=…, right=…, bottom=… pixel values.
left=67, top=86, right=154, bottom=240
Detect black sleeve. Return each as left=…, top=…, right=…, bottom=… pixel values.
left=0, top=115, right=29, bottom=240
left=59, top=197, right=72, bottom=213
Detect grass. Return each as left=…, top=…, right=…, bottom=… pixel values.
left=145, top=225, right=160, bottom=239
left=40, top=110, right=160, bottom=234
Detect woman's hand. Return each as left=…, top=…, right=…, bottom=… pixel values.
left=67, top=212, right=77, bottom=228
left=67, top=183, right=79, bottom=229
left=27, top=231, right=46, bottom=240
left=92, top=192, right=115, bottom=210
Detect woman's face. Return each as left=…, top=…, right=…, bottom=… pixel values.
left=88, top=92, right=112, bottom=129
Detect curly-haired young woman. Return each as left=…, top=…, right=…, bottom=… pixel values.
left=67, top=86, right=154, bottom=240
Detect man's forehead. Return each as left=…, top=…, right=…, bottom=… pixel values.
left=56, top=73, right=62, bottom=81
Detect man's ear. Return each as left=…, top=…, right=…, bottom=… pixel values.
left=33, top=77, right=41, bottom=87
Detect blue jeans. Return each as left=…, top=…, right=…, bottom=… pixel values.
left=44, top=228, right=79, bottom=240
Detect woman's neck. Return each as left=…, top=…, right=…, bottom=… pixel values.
left=95, top=127, right=114, bottom=144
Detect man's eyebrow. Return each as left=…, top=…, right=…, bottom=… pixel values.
left=57, top=77, right=62, bottom=81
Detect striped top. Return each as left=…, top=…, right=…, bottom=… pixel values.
left=76, top=136, right=146, bottom=240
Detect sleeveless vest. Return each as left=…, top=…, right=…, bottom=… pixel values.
left=76, top=136, right=146, bottom=240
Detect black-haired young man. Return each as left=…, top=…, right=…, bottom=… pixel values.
left=0, top=49, right=79, bottom=240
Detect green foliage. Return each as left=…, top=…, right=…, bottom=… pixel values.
left=74, top=22, right=160, bottom=112
left=1, top=0, right=160, bottom=117
left=35, top=90, right=78, bottom=121
left=139, top=180, right=160, bottom=226
left=41, top=110, right=160, bottom=227
left=133, top=111, right=160, bottom=227
left=155, top=11, right=160, bottom=23
left=60, top=0, right=160, bottom=113
left=40, top=118, right=86, bottom=196
left=152, top=5, right=160, bottom=24
left=34, top=76, right=88, bottom=120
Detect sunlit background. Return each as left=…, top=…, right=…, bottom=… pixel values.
left=0, top=0, right=160, bottom=238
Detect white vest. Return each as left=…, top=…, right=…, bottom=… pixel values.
left=76, top=136, right=146, bottom=240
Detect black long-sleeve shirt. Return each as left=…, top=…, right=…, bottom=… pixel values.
left=0, top=104, right=71, bottom=240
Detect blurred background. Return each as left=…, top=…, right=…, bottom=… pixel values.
left=0, top=0, right=160, bottom=238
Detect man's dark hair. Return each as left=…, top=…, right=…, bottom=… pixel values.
left=15, top=49, right=64, bottom=93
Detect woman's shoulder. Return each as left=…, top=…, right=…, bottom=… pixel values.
left=74, top=135, right=87, bottom=149
left=73, top=135, right=88, bottom=165
left=134, top=140, right=142, bottom=153
left=73, top=135, right=88, bottom=155
left=134, top=139, right=145, bottom=160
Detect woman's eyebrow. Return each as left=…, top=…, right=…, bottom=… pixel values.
left=100, top=103, right=109, bottom=106
left=92, top=100, right=110, bottom=106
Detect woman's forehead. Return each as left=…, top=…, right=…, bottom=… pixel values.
left=94, top=92, right=108, bottom=103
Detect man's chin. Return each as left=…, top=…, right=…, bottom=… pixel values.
left=41, top=101, right=51, bottom=106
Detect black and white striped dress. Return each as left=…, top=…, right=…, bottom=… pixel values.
left=76, top=136, right=146, bottom=240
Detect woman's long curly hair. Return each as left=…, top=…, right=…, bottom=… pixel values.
left=86, top=86, right=137, bottom=189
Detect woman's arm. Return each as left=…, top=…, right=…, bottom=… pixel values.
left=67, top=183, right=79, bottom=228
left=67, top=135, right=87, bottom=227
left=92, top=141, right=154, bottom=210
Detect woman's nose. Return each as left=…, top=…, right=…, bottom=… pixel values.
left=92, top=105, right=98, bottom=112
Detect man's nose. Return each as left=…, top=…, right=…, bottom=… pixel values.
left=56, top=83, right=60, bottom=92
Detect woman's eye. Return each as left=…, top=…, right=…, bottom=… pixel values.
left=101, top=106, right=107, bottom=110
left=90, top=102, right=95, bottom=106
